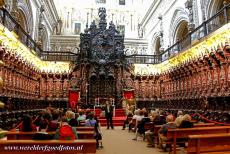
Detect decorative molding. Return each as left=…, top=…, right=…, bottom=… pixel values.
left=193, top=0, right=199, bottom=27
left=206, top=0, right=222, bottom=18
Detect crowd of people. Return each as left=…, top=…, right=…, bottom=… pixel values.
left=123, top=108, right=194, bottom=151
left=14, top=106, right=197, bottom=151
left=15, top=107, right=103, bottom=149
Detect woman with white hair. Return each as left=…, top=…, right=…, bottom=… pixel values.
left=178, top=114, right=194, bottom=128
left=175, top=110, right=184, bottom=127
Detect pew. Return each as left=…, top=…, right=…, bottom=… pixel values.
left=6, top=131, right=94, bottom=140
left=11, top=126, right=94, bottom=132
left=74, top=127, right=94, bottom=131
left=79, top=121, right=86, bottom=126
left=167, top=126, right=230, bottom=154
left=153, top=123, right=215, bottom=145
left=187, top=133, right=230, bottom=154
left=0, top=139, right=96, bottom=154
left=0, top=131, right=8, bottom=139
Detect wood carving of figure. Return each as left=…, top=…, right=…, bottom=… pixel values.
left=56, top=79, right=61, bottom=96
left=98, top=8, right=106, bottom=21
left=56, top=19, right=63, bottom=35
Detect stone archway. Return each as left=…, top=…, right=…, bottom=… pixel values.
left=206, top=0, right=230, bottom=32
left=18, top=9, right=28, bottom=32
left=174, top=20, right=189, bottom=42
left=151, top=32, right=161, bottom=55
left=169, top=8, right=189, bottom=45
left=17, top=0, right=34, bottom=35
left=207, top=0, right=230, bottom=18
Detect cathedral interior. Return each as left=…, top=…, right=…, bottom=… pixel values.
left=0, top=0, right=229, bottom=134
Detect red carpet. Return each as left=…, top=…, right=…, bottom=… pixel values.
left=91, top=109, right=126, bottom=126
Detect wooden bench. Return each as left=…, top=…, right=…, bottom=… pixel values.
left=167, top=126, right=230, bottom=154
left=0, top=139, right=96, bottom=154
left=74, top=127, right=94, bottom=131
left=79, top=121, right=86, bottom=126
left=0, top=131, right=8, bottom=139
left=6, top=131, right=94, bottom=140
left=154, top=123, right=215, bottom=145
left=187, top=133, right=230, bottom=154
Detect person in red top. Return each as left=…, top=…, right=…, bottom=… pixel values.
left=19, top=114, right=37, bottom=132
left=55, top=117, right=78, bottom=140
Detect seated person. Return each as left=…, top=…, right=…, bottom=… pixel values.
left=175, top=111, right=184, bottom=127
left=77, top=111, right=86, bottom=122
left=133, top=110, right=145, bottom=140
left=65, top=111, right=72, bottom=122
left=157, top=110, right=167, bottom=125
left=85, top=112, right=97, bottom=127
left=122, top=111, right=133, bottom=130
left=47, top=110, right=60, bottom=132
left=129, top=110, right=139, bottom=132
left=179, top=114, right=194, bottom=128
left=33, top=110, right=45, bottom=127
left=146, top=111, right=163, bottom=147
left=33, top=120, right=53, bottom=140
left=137, top=112, right=151, bottom=135
left=55, top=117, right=78, bottom=140
left=158, top=115, right=176, bottom=149
left=177, top=114, right=194, bottom=147
left=68, top=111, right=79, bottom=127
left=19, top=114, right=37, bottom=132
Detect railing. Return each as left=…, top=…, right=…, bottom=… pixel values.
left=0, top=7, right=78, bottom=61
left=41, top=51, right=78, bottom=61
left=126, top=54, right=160, bottom=64
left=160, top=3, right=230, bottom=62
left=0, top=7, right=42, bottom=56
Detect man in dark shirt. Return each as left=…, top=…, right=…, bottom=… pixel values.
left=104, top=101, right=114, bottom=129
left=105, top=101, right=113, bottom=129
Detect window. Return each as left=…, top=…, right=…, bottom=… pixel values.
left=119, top=0, right=125, bottom=5
left=96, top=0, right=106, bottom=4
left=74, top=23, right=81, bottom=34
left=117, top=25, right=125, bottom=35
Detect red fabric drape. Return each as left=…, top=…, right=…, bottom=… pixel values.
left=69, top=91, right=79, bottom=109
left=123, top=91, right=134, bottom=100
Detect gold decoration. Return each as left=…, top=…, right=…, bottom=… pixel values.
left=0, top=76, right=3, bottom=89
left=0, top=101, right=4, bottom=108
left=0, top=60, right=4, bottom=67
left=0, top=23, right=71, bottom=74
left=134, top=23, right=230, bottom=75
left=0, top=0, right=5, bottom=7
